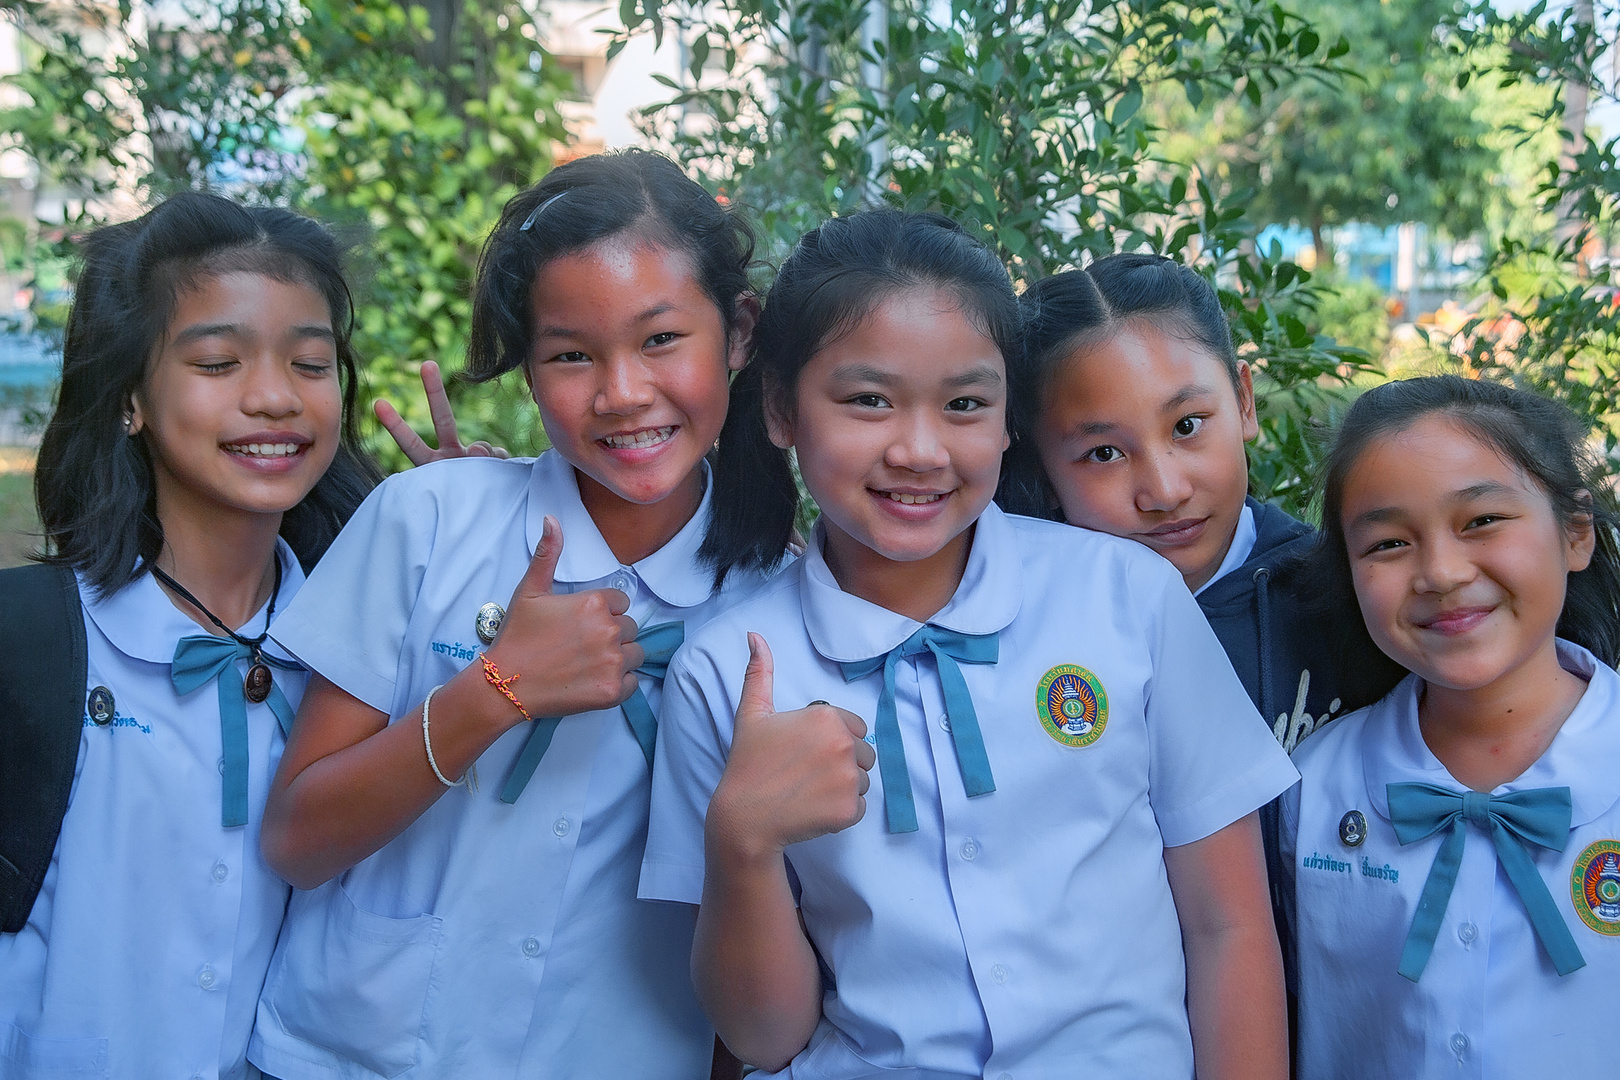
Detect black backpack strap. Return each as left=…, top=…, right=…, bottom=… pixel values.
left=0, top=562, right=88, bottom=933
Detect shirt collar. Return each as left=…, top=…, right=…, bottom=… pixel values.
left=84, top=538, right=306, bottom=666
left=1361, top=640, right=1620, bottom=826
left=522, top=449, right=717, bottom=609
left=1194, top=503, right=1257, bottom=597
left=801, top=501, right=1023, bottom=664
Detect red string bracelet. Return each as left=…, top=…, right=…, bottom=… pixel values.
left=481, top=655, right=533, bottom=723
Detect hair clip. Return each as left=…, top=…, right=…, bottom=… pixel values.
left=520, top=192, right=568, bottom=232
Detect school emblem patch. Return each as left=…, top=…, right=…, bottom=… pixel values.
left=1572, top=840, right=1620, bottom=935
left=1036, top=664, right=1108, bottom=747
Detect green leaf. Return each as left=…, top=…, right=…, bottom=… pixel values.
left=1112, top=83, right=1142, bottom=127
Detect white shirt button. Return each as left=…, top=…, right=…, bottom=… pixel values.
left=211, top=861, right=228, bottom=884
left=1457, top=921, right=1477, bottom=944
left=939, top=715, right=952, bottom=733
left=197, top=965, right=217, bottom=990
left=522, top=936, right=541, bottom=957
left=553, top=817, right=571, bottom=838
left=997, top=1073, right=1014, bottom=1080
left=217, top=757, right=226, bottom=775
left=1450, top=1033, right=1470, bottom=1056
left=612, top=572, right=632, bottom=593
left=991, top=964, right=1009, bottom=984
left=960, top=839, right=979, bottom=861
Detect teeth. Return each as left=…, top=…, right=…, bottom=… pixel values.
left=603, top=426, right=675, bottom=450
left=228, top=443, right=301, bottom=457
left=886, top=492, right=942, bottom=505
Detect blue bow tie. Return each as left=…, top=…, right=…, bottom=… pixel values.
left=1386, top=781, right=1584, bottom=981
left=171, top=636, right=299, bottom=828
left=840, top=625, right=998, bottom=834
left=499, top=621, right=686, bottom=804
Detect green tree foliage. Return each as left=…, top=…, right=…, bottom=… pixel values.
left=622, top=0, right=1376, bottom=513
left=292, top=1, right=571, bottom=463
left=1436, top=0, right=1620, bottom=462
left=0, top=0, right=570, bottom=463
left=1154, top=0, right=1503, bottom=259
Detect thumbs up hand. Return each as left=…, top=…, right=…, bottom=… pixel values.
left=706, top=633, right=875, bottom=856
left=482, top=514, right=643, bottom=725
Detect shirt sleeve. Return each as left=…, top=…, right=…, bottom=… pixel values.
left=269, top=473, right=437, bottom=716
left=639, top=637, right=743, bottom=905
left=1141, top=560, right=1300, bottom=848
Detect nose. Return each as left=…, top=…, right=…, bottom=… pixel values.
left=882, top=409, right=951, bottom=474
left=1413, top=533, right=1476, bottom=594
left=1134, top=448, right=1194, bottom=514
left=242, top=358, right=302, bottom=419
left=594, top=354, right=657, bottom=416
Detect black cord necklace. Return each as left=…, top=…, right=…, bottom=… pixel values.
left=150, top=556, right=283, bottom=704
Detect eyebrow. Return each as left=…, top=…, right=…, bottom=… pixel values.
left=829, top=362, right=1004, bottom=391
left=1062, top=381, right=1213, bottom=440
left=1348, top=480, right=1522, bottom=530
left=1162, top=382, right=1214, bottom=411
left=169, top=322, right=336, bottom=345
left=534, top=302, right=682, bottom=340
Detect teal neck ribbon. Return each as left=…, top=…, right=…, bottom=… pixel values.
left=839, top=625, right=998, bottom=834
left=170, top=636, right=299, bottom=828
left=1386, top=781, right=1583, bottom=981
left=499, top=620, right=685, bottom=804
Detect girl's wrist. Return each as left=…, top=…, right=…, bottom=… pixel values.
left=705, top=795, right=786, bottom=875
left=441, top=660, right=530, bottom=739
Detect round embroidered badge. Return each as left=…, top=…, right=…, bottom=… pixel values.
left=1572, top=839, right=1620, bottom=935
left=1036, top=664, right=1108, bottom=747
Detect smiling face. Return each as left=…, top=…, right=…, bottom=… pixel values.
left=1034, top=320, right=1258, bottom=592
left=130, top=271, right=342, bottom=532
left=1340, top=414, right=1595, bottom=694
left=526, top=234, right=744, bottom=524
left=770, top=287, right=1008, bottom=610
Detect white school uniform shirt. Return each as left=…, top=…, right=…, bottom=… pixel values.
left=1282, top=640, right=1620, bottom=1079
left=250, top=451, right=767, bottom=1080
left=0, top=542, right=305, bottom=1080
left=641, top=504, right=1298, bottom=1080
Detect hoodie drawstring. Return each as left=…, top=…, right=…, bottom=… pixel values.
left=1254, top=565, right=1273, bottom=727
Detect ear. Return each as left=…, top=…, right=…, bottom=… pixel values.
left=727, top=293, right=761, bottom=373
left=1234, top=359, right=1259, bottom=443
left=764, top=386, right=794, bottom=450
left=1567, top=492, right=1598, bottom=573
left=126, top=393, right=145, bottom=437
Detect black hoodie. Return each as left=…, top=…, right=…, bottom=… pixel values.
left=1195, top=497, right=1403, bottom=752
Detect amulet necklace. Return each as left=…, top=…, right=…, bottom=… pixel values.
left=150, top=557, right=283, bottom=704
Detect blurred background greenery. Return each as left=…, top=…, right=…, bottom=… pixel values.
left=3, top=0, right=1619, bottom=565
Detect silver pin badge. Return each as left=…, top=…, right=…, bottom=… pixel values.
left=1339, top=809, right=1368, bottom=848
left=475, top=602, right=505, bottom=644
left=87, top=686, right=115, bottom=726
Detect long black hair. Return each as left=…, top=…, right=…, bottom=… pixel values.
left=1000, top=253, right=1241, bottom=517
left=465, top=150, right=775, bottom=584
left=1310, top=374, right=1620, bottom=668
left=35, top=191, right=380, bottom=595
left=704, top=210, right=1022, bottom=583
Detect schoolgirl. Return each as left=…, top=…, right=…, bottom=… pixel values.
left=639, top=211, right=1299, bottom=1078
left=1281, top=375, right=1620, bottom=1077
left=248, top=150, right=783, bottom=1080
left=0, top=192, right=378, bottom=1079
left=1004, top=255, right=1402, bottom=746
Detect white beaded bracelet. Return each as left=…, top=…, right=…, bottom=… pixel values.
left=421, top=684, right=470, bottom=789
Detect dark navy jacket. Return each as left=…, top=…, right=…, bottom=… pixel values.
left=1196, top=497, right=1402, bottom=753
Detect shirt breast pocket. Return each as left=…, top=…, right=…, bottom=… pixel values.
left=261, top=883, right=443, bottom=1078
left=1295, top=845, right=1413, bottom=962
left=0, top=1023, right=108, bottom=1078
